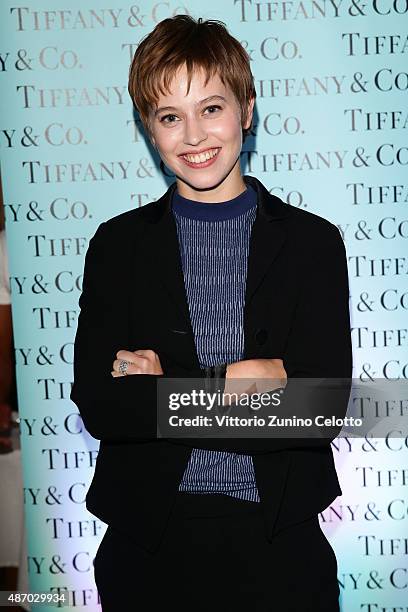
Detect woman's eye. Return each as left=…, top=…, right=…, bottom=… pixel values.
left=159, top=105, right=222, bottom=124
left=205, top=105, right=222, bottom=114
left=160, top=113, right=177, bottom=124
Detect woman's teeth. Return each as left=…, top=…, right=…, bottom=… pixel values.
left=182, top=148, right=219, bottom=164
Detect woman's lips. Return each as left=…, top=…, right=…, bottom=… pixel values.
left=179, top=148, right=221, bottom=169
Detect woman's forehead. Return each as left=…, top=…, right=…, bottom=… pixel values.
left=156, top=66, right=227, bottom=102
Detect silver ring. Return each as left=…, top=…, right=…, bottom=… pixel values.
left=119, top=360, right=130, bottom=376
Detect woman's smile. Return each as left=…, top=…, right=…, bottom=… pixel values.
left=179, top=147, right=221, bottom=169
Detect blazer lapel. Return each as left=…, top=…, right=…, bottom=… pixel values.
left=136, top=175, right=292, bottom=364
left=243, top=175, right=292, bottom=307
left=245, top=205, right=286, bottom=308
left=144, top=200, right=192, bottom=329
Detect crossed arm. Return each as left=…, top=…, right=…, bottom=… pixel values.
left=111, top=348, right=287, bottom=393
left=70, top=220, right=352, bottom=453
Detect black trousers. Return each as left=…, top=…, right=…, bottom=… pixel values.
left=94, top=492, right=340, bottom=611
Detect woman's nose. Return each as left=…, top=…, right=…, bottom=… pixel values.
left=183, top=117, right=207, bottom=145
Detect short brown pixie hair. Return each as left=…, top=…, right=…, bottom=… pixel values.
left=128, top=15, right=256, bottom=143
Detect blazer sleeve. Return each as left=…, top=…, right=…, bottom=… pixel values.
left=166, top=222, right=353, bottom=454
left=70, top=221, right=203, bottom=441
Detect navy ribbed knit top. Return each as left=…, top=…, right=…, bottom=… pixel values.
left=171, top=183, right=260, bottom=503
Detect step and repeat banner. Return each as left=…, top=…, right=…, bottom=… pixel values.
left=0, top=1, right=406, bottom=610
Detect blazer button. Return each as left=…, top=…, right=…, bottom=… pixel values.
left=255, top=328, right=268, bottom=346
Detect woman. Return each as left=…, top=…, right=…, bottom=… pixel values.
left=71, top=15, right=352, bottom=611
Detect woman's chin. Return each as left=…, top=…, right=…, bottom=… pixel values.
left=175, top=169, right=233, bottom=192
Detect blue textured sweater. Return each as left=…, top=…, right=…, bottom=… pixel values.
left=172, top=184, right=260, bottom=503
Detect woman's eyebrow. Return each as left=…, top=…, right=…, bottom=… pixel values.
left=154, top=94, right=227, bottom=116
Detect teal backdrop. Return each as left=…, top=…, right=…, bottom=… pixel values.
left=0, top=1, right=407, bottom=610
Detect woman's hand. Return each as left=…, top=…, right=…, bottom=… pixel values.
left=111, top=349, right=164, bottom=377
left=224, top=358, right=287, bottom=398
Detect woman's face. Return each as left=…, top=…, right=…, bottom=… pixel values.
left=148, top=64, right=254, bottom=201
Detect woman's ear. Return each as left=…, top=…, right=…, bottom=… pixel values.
left=243, top=96, right=255, bottom=130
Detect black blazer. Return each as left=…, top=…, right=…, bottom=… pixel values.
left=70, top=174, right=352, bottom=552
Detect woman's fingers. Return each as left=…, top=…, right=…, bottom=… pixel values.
left=132, top=349, right=156, bottom=358
left=112, top=350, right=147, bottom=376
left=222, top=380, right=257, bottom=406
left=258, top=359, right=287, bottom=392
left=116, top=349, right=146, bottom=362
left=112, top=358, right=143, bottom=376
left=112, top=349, right=163, bottom=376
